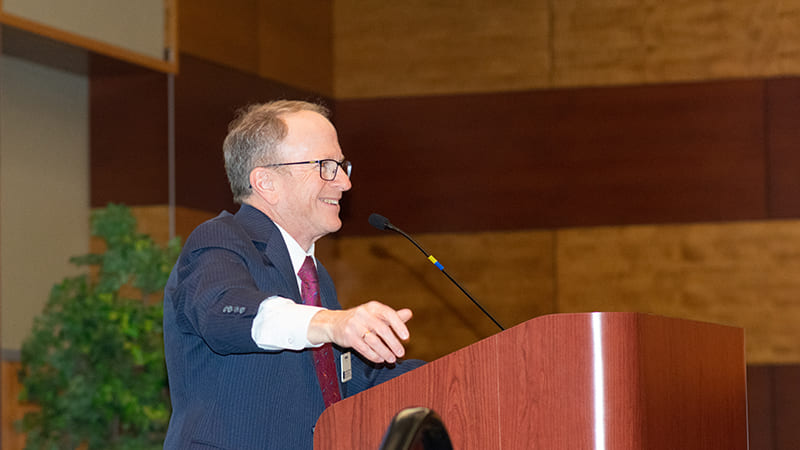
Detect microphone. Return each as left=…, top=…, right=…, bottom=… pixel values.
left=368, top=213, right=505, bottom=331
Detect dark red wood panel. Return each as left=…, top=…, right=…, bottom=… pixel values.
left=747, top=366, right=776, bottom=450
left=766, top=78, right=800, bottom=218
left=93, top=56, right=799, bottom=235
left=334, top=80, right=768, bottom=234
left=90, top=54, right=169, bottom=206
left=174, top=55, right=329, bottom=214
left=773, top=366, right=800, bottom=450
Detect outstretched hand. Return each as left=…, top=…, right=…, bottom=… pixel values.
left=308, top=301, right=412, bottom=364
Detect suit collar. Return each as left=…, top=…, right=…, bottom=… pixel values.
left=234, top=205, right=298, bottom=294
left=233, top=203, right=279, bottom=244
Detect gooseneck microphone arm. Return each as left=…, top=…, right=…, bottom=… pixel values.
left=368, top=213, right=505, bottom=331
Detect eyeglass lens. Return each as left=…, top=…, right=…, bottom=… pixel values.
left=320, top=160, right=351, bottom=180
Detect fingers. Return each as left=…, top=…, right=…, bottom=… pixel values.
left=331, top=301, right=414, bottom=364
left=359, top=329, right=398, bottom=363
left=362, top=312, right=406, bottom=363
left=397, top=308, right=413, bottom=323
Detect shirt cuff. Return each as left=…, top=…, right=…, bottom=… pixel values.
left=251, top=296, right=325, bottom=350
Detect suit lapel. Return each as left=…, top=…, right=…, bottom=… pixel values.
left=265, top=231, right=302, bottom=301
left=234, top=205, right=302, bottom=302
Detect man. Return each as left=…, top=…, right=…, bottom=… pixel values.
left=163, top=100, right=423, bottom=449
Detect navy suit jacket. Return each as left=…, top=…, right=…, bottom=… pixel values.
left=163, top=205, right=423, bottom=449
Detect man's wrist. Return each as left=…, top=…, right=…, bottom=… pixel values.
left=307, top=309, right=337, bottom=345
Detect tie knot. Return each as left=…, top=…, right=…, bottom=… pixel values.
left=298, top=256, right=318, bottom=284
left=298, top=256, right=320, bottom=307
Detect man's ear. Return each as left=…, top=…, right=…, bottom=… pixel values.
left=250, top=167, right=279, bottom=204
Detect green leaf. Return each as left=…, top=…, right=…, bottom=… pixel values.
left=17, top=203, right=180, bottom=449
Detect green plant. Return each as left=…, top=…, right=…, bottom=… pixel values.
left=17, top=204, right=182, bottom=450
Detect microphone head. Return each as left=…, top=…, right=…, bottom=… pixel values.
left=368, top=213, right=391, bottom=230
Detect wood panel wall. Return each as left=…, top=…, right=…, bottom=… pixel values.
left=333, top=79, right=773, bottom=235
left=1, top=361, right=35, bottom=449
left=91, top=69, right=800, bottom=233
left=178, top=0, right=800, bottom=98
left=86, top=53, right=800, bottom=365
left=89, top=53, right=169, bottom=207
left=20, top=1, right=800, bottom=448
left=767, top=77, right=800, bottom=217
left=748, top=365, right=800, bottom=450
left=178, top=0, right=332, bottom=95
left=173, top=55, right=329, bottom=213
left=74, top=205, right=800, bottom=366
left=314, top=221, right=800, bottom=364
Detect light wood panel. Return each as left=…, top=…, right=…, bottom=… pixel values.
left=332, top=0, right=550, bottom=98
left=317, top=229, right=556, bottom=361
left=178, top=0, right=259, bottom=75
left=177, top=0, right=800, bottom=98
left=119, top=203, right=800, bottom=365
left=557, top=220, right=800, bottom=363
left=257, top=1, right=333, bottom=96
left=330, top=218, right=800, bottom=364
left=92, top=204, right=551, bottom=363
left=332, top=0, right=800, bottom=98
left=550, top=1, right=800, bottom=87
left=123, top=205, right=215, bottom=245
left=89, top=203, right=555, bottom=362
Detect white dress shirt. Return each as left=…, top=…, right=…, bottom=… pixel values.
left=250, top=224, right=325, bottom=350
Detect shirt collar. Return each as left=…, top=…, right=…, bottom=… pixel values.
left=274, top=222, right=316, bottom=274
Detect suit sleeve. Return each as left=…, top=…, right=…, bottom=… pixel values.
left=168, top=221, right=295, bottom=355
left=345, top=353, right=426, bottom=396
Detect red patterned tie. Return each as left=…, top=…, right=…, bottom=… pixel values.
left=298, top=256, right=341, bottom=408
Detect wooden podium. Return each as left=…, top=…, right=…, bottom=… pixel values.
left=314, top=312, right=748, bottom=449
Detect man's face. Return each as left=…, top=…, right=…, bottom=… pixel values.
left=271, top=110, right=352, bottom=250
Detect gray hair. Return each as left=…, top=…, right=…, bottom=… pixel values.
left=223, top=100, right=331, bottom=204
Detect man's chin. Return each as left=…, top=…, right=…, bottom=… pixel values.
left=323, top=217, right=343, bottom=234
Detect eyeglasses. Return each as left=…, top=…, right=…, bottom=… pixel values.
left=263, top=159, right=352, bottom=181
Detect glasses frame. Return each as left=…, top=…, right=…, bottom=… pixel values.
left=263, top=159, right=352, bottom=181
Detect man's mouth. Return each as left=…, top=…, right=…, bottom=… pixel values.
left=321, top=199, right=340, bottom=206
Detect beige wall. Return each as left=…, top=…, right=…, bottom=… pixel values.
left=2, top=0, right=166, bottom=60
left=0, top=54, right=89, bottom=351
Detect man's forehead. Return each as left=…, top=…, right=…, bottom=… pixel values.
left=281, top=112, right=341, bottom=157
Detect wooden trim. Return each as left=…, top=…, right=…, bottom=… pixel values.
left=2, top=361, right=35, bottom=449
left=164, top=0, right=179, bottom=68
left=0, top=10, right=177, bottom=74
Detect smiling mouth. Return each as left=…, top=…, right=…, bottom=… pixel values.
left=321, top=199, right=340, bottom=206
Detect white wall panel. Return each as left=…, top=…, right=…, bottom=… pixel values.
left=1, top=54, right=89, bottom=351
left=3, top=0, right=165, bottom=59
